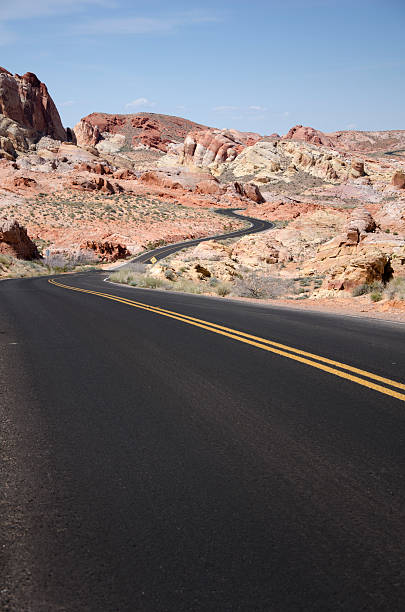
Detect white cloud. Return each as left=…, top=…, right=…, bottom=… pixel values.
left=0, top=0, right=115, bottom=45
left=125, top=97, right=156, bottom=109
left=0, top=0, right=114, bottom=20
left=213, top=105, right=239, bottom=112
left=248, top=105, right=268, bottom=112
left=59, top=100, right=75, bottom=107
left=74, top=10, right=218, bottom=35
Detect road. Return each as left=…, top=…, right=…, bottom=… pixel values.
left=1, top=216, right=405, bottom=610
left=123, top=208, right=273, bottom=265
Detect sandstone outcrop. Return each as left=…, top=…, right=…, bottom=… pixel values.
left=282, top=124, right=405, bottom=156
left=0, top=218, right=40, bottom=259
left=391, top=171, right=405, bottom=189
left=71, top=176, right=122, bottom=194
left=164, top=128, right=261, bottom=169
left=345, top=208, right=376, bottom=244
left=0, top=68, right=65, bottom=141
left=75, top=162, right=113, bottom=175
left=13, top=176, right=37, bottom=188
left=350, top=159, right=366, bottom=178
left=304, top=208, right=405, bottom=290
left=74, top=112, right=208, bottom=153
left=82, top=240, right=131, bottom=262
left=234, top=182, right=265, bottom=203
left=282, top=125, right=335, bottom=148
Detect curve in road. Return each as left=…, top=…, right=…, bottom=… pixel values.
left=121, top=208, right=273, bottom=266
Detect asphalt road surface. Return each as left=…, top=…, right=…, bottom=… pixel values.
left=1, top=217, right=405, bottom=610
left=124, top=208, right=274, bottom=265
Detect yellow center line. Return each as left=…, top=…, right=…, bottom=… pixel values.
left=51, top=279, right=405, bottom=392
left=48, top=279, right=405, bottom=402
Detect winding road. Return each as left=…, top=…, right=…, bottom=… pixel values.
left=123, top=208, right=273, bottom=265
left=1, top=208, right=405, bottom=611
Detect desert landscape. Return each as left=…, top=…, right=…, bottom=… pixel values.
left=2, top=2, right=405, bottom=610
left=1, top=66, right=404, bottom=318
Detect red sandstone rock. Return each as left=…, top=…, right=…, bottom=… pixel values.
left=194, top=179, right=226, bottom=196
left=74, top=112, right=208, bottom=152
left=350, top=159, right=366, bottom=178
left=0, top=70, right=66, bottom=141
left=75, top=162, right=112, bottom=175
left=183, top=129, right=260, bottom=167
left=234, top=182, right=265, bottom=203
left=113, top=169, right=136, bottom=180
left=82, top=240, right=130, bottom=262
left=71, top=176, right=122, bottom=194
left=13, top=176, right=37, bottom=188
left=0, top=218, right=40, bottom=259
left=139, top=171, right=183, bottom=190
left=282, top=125, right=335, bottom=148
left=391, top=171, right=405, bottom=189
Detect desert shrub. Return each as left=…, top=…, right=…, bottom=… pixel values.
left=0, top=254, right=12, bottom=267
left=384, top=277, right=405, bottom=300
left=174, top=279, right=203, bottom=294
left=109, top=268, right=168, bottom=289
left=140, top=276, right=166, bottom=289
left=233, top=272, right=294, bottom=299
left=352, top=281, right=384, bottom=297
left=216, top=283, right=231, bottom=297
left=370, top=291, right=383, bottom=302
left=164, top=269, right=176, bottom=281
left=352, top=283, right=370, bottom=297
left=127, top=263, right=147, bottom=275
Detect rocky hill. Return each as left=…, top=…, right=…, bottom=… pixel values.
left=74, top=112, right=210, bottom=154
left=283, top=124, right=405, bottom=157
left=0, top=68, right=66, bottom=160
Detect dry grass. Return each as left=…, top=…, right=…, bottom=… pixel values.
left=0, top=253, right=99, bottom=279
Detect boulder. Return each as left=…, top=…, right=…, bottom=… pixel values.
left=391, top=171, right=405, bottom=189
left=13, top=176, right=37, bottom=188
left=350, top=159, right=366, bottom=178
left=346, top=207, right=376, bottom=241
left=0, top=218, right=40, bottom=259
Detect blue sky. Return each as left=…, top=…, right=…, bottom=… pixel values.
left=1, top=0, right=404, bottom=135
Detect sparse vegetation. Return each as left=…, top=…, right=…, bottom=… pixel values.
left=233, top=271, right=294, bottom=299
left=352, top=281, right=385, bottom=298
left=0, top=251, right=100, bottom=279
left=384, top=277, right=405, bottom=301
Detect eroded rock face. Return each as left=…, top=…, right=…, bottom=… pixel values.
left=74, top=112, right=208, bottom=153
left=71, top=176, right=122, bottom=194
left=175, top=128, right=261, bottom=168
left=0, top=68, right=65, bottom=141
left=82, top=240, right=130, bottom=262
left=346, top=208, right=376, bottom=243
left=282, top=123, right=405, bottom=155
left=0, top=218, right=40, bottom=259
left=350, top=159, right=366, bottom=178
left=234, top=182, right=265, bottom=203
left=391, top=171, right=405, bottom=189
left=304, top=208, right=404, bottom=290
left=282, top=125, right=335, bottom=148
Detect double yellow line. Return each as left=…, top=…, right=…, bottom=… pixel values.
left=49, top=279, right=405, bottom=402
